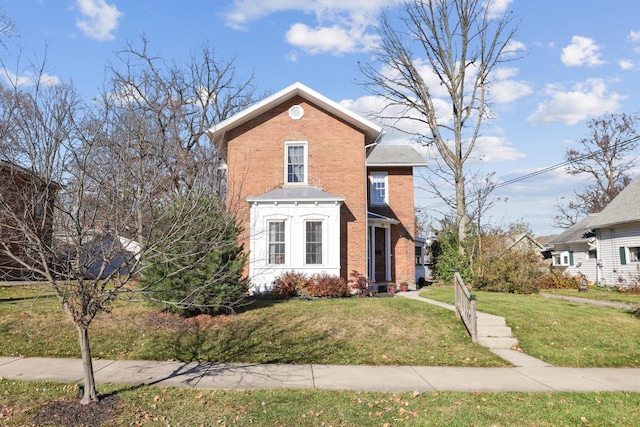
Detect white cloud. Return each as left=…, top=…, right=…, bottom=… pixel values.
left=285, top=22, right=378, bottom=55
left=223, top=0, right=393, bottom=57
left=561, top=36, right=605, bottom=67
left=491, top=67, right=532, bottom=104
left=527, top=79, right=624, bottom=125
left=628, top=30, right=640, bottom=42
left=503, top=40, right=526, bottom=57
left=75, top=0, right=122, bottom=41
left=473, top=135, right=526, bottom=162
left=619, top=59, right=635, bottom=70
left=223, top=0, right=393, bottom=30
left=484, top=0, right=513, bottom=19
left=1, top=69, right=60, bottom=87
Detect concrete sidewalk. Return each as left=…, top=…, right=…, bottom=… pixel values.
left=1, top=356, right=640, bottom=392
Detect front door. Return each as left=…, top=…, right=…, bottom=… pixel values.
left=375, top=227, right=386, bottom=282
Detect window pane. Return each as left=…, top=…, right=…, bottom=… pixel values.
left=287, top=145, right=305, bottom=183
left=305, top=221, right=322, bottom=264
left=370, top=173, right=387, bottom=205
left=268, top=221, right=285, bottom=264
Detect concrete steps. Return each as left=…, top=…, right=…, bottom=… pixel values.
left=476, top=313, right=518, bottom=349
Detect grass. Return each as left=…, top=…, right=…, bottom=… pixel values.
left=542, top=287, right=640, bottom=305
left=2, top=379, right=640, bottom=426
left=421, top=286, right=640, bottom=367
left=0, top=284, right=506, bottom=367
left=2, top=285, right=640, bottom=425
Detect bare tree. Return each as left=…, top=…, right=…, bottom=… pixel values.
left=0, top=40, right=256, bottom=404
left=0, top=9, right=15, bottom=49
left=554, top=112, right=640, bottom=228
left=360, top=0, right=518, bottom=254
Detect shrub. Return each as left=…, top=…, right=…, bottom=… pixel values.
left=472, top=246, right=543, bottom=294
left=307, top=273, right=349, bottom=298
left=272, top=271, right=308, bottom=297
left=535, top=270, right=582, bottom=290
left=348, top=270, right=371, bottom=295
left=632, top=306, right=640, bottom=319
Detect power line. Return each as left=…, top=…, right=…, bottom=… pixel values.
left=416, top=134, right=640, bottom=211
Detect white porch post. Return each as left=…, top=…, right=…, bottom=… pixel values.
left=369, top=225, right=376, bottom=282
left=385, top=227, right=392, bottom=281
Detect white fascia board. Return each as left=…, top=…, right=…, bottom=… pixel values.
left=207, top=82, right=383, bottom=143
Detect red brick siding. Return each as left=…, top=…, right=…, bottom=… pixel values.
left=222, top=96, right=367, bottom=280
left=368, top=167, right=416, bottom=284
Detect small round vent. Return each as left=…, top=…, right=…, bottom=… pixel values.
left=288, top=105, right=304, bottom=120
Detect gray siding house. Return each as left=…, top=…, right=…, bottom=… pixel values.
left=550, top=176, right=640, bottom=286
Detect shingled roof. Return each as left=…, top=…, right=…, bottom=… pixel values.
left=587, top=176, right=640, bottom=229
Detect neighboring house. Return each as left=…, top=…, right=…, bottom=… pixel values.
left=547, top=215, right=599, bottom=281
left=506, top=232, right=547, bottom=255
left=207, top=82, right=427, bottom=293
left=0, top=160, right=59, bottom=279
left=586, top=176, right=640, bottom=287
left=547, top=176, right=640, bottom=287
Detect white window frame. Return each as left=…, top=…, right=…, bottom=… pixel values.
left=304, top=220, right=323, bottom=265
left=552, top=251, right=570, bottom=266
left=629, top=247, right=640, bottom=263
left=284, top=141, right=308, bottom=185
left=370, top=172, right=388, bottom=206
left=267, top=220, right=286, bottom=265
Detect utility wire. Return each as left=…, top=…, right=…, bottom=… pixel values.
left=416, top=134, right=640, bottom=211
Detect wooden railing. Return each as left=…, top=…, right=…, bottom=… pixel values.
left=454, top=271, right=477, bottom=343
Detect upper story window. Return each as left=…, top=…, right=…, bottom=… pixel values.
left=285, top=141, right=307, bottom=185
left=369, top=172, right=388, bottom=205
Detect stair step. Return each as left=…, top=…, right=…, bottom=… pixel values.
left=477, top=325, right=512, bottom=337
left=476, top=313, right=507, bottom=326
left=477, top=336, right=519, bottom=349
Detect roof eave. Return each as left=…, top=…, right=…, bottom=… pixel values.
left=207, top=82, right=383, bottom=144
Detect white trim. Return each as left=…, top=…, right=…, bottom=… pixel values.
left=207, top=82, right=383, bottom=144
left=369, top=172, right=388, bottom=206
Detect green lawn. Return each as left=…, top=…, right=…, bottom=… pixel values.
left=2, top=379, right=639, bottom=426
left=3, top=284, right=640, bottom=425
left=421, top=286, right=640, bottom=367
left=0, top=284, right=506, bottom=367
left=542, top=287, right=640, bottom=305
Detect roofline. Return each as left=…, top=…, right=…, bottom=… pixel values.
left=207, top=82, right=383, bottom=144
left=366, top=162, right=428, bottom=167
left=0, top=159, right=62, bottom=189
left=246, top=195, right=346, bottom=203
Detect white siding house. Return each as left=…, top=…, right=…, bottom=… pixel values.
left=587, top=177, right=640, bottom=287
left=547, top=215, right=599, bottom=282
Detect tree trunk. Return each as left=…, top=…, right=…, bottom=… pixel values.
left=77, top=325, right=99, bottom=404
left=456, top=176, right=467, bottom=256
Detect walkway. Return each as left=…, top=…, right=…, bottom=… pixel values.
left=1, top=356, right=640, bottom=392
left=1, top=290, right=639, bottom=393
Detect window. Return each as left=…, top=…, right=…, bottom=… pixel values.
left=415, top=246, right=423, bottom=265
left=268, top=221, right=285, bottom=264
left=370, top=172, right=388, bottom=205
left=305, top=221, right=322, bottom=265
left=285, top=142, right=307, bottom=184
left=552, top=251, right=572, bottom=266
left=630, top=247, right=640, bottom=263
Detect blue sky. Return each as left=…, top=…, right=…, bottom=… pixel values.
left=3, top=0, right=640, bottom=237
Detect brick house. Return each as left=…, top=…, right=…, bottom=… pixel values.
left=0, top=160, right=59, bottom=279
left=207, top=83, right=426, bottom=293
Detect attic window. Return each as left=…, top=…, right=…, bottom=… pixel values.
left=288, top=105, right=304, bottom=120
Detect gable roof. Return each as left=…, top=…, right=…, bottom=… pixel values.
left=587, top=175, right=640, bottom=229
left=506, top=233, right=546, bottom=251
left=547, top=215, right=598, bottom=245
left=366, top=145, right=428, bottom=167
left=207, top=82, right=383, bottom=145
